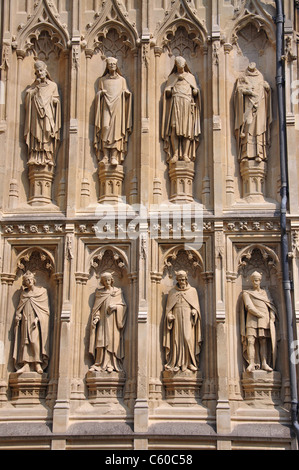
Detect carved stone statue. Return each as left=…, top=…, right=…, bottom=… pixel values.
left=234, top=63, right=272, bottom=163
left=163, top=270, right=202, bottom=372
left=89, top=272, right=127, bottom=373
left=162, top=56, right=201, bottom=164
left=24, top=60, right=61, bottom=168
left=94, top=57, right=132, bottom=166
left=240, top=271, right=278, bottom=372
left=13, top=271, right=50, bottom=374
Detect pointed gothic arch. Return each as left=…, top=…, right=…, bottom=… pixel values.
left=83, top=0, right=138, bottom=54
left=155, top=0, right=207, bottom=52
left=228, top=0, right=275, bottom=46
left=13, top=0, right=70, bottom=55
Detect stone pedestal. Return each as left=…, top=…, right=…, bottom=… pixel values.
left=169, top=161, right=195, bottom=203
left=9, top=372, right=48, bottom=406
left=240, top=159, right=267, bottom=200
left=98, top=163, right=124, bottom=204
left=28, top=164, right=55, bottom=205
left=86, top=370, right=126, bottom=405
left=241, top=370, right=281, bottom=406
left=162, top=369, right=203, bottom=406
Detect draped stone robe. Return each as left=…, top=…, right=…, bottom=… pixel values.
left=162, top=71, right=201, bottom=162
left=234, top=68, right=272, bottom=162
left=94, top=73, right=132, bottom=163
left=163, top=284, right=202, bottom=372
left=89, top=286, right=127, bottom=371
left=24, top=78, right=61, bottom=166
left=240, top=288, right=278, bottom=369
left=13, top=286, right=50, bottom=370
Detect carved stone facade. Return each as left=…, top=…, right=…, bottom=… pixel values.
left=0, top=0, right=299, bottom=451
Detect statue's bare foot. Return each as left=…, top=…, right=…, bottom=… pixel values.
left=16, top=363, right=30, bottom=374
left=100, top=156, right=109, bottom=165
left=262, top=362, right=273, bottom=372
left=170, top=155, right=178, bottom=164
left=89, top=364, right=101, bottom=372
left=183, top=155, right=191, bottom=163
left=246, top=363, right=256, bottom=372
left=111, top=157, right=118, bottom=166
left=188, top=364, right=197, bottom=371
left=35, top=363, right=43, bottom=374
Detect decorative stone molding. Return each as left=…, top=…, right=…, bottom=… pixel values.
left=162, top=245, right=204, bottom=278
left=241, top=370, right=282, bottom=406
left=16, top=247, right=55, bottom=275
left=162, top=369, right=203, bottom=406
left=13, top=0, right=70, bottom=55
left=83, top=0, right=138, bottom=54
left=9, top=372, right=49, bottom=406
left=237, top=244, right=280, bottom=276
left=227, top=0, right=275, bottom=46
left=169, top=161, right=195, bottom=203
left=89, top=245, right=129, bottom=276
left=86, top=370, right=126, bottom=405
left=98, top=164, right=125, bottom=205
left=155, top=0, right=207, bottom=51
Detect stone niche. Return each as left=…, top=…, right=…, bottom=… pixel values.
left=8, top=248, right=57, bottom=407
left=85, top=247, right=130, bottom=406
left=160, top=247, right=204, bottom=406
left=16, top=27, right=68, bottom=210
left=238, top=245, right=282, bottom=408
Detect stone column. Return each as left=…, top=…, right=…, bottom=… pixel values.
left=53, top=226, right=75, bottom=432
left=0, top=272, right=16, bottom=405
left=214, top=222, right=231, bottom=434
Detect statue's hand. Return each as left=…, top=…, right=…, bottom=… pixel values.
left=193, top=89, right=198, bottom=97
left=108, top=305, right=116, bottom=315
left=32, top=317, right=39, bottom=329
left=264, top=82, right=270, bottom=91
left=92, top=316, right=100, bottom=326
left=248, top=308, right=264, bottom=318
left=15, top=314, right=22, bottom=324
left=167, top=313, right=175, bottom=322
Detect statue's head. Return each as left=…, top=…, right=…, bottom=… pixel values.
left=175, top=270, right=188, bottom=289
left=250, top=271, right=262, bottom=289
left=106, top=57, right=118, bottom=73
left=100, top=271, right=114, bottom=287
left=175, top=56, right=187, bottom=71
left=22, top=271, right=36, bottom=288
left=102, top=56, right=121, bottom=77
left=247, top=62, right=257, bottom=72
left=34, top=60, right=48, bottom=80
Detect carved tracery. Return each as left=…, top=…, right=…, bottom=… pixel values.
left=237, top=244, right=279, bottom=278
left=162, top=246, right=203, bottom=279
left=13, top=0, right=70, bottom=55
left=16, top=247, right=55, bottom=276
